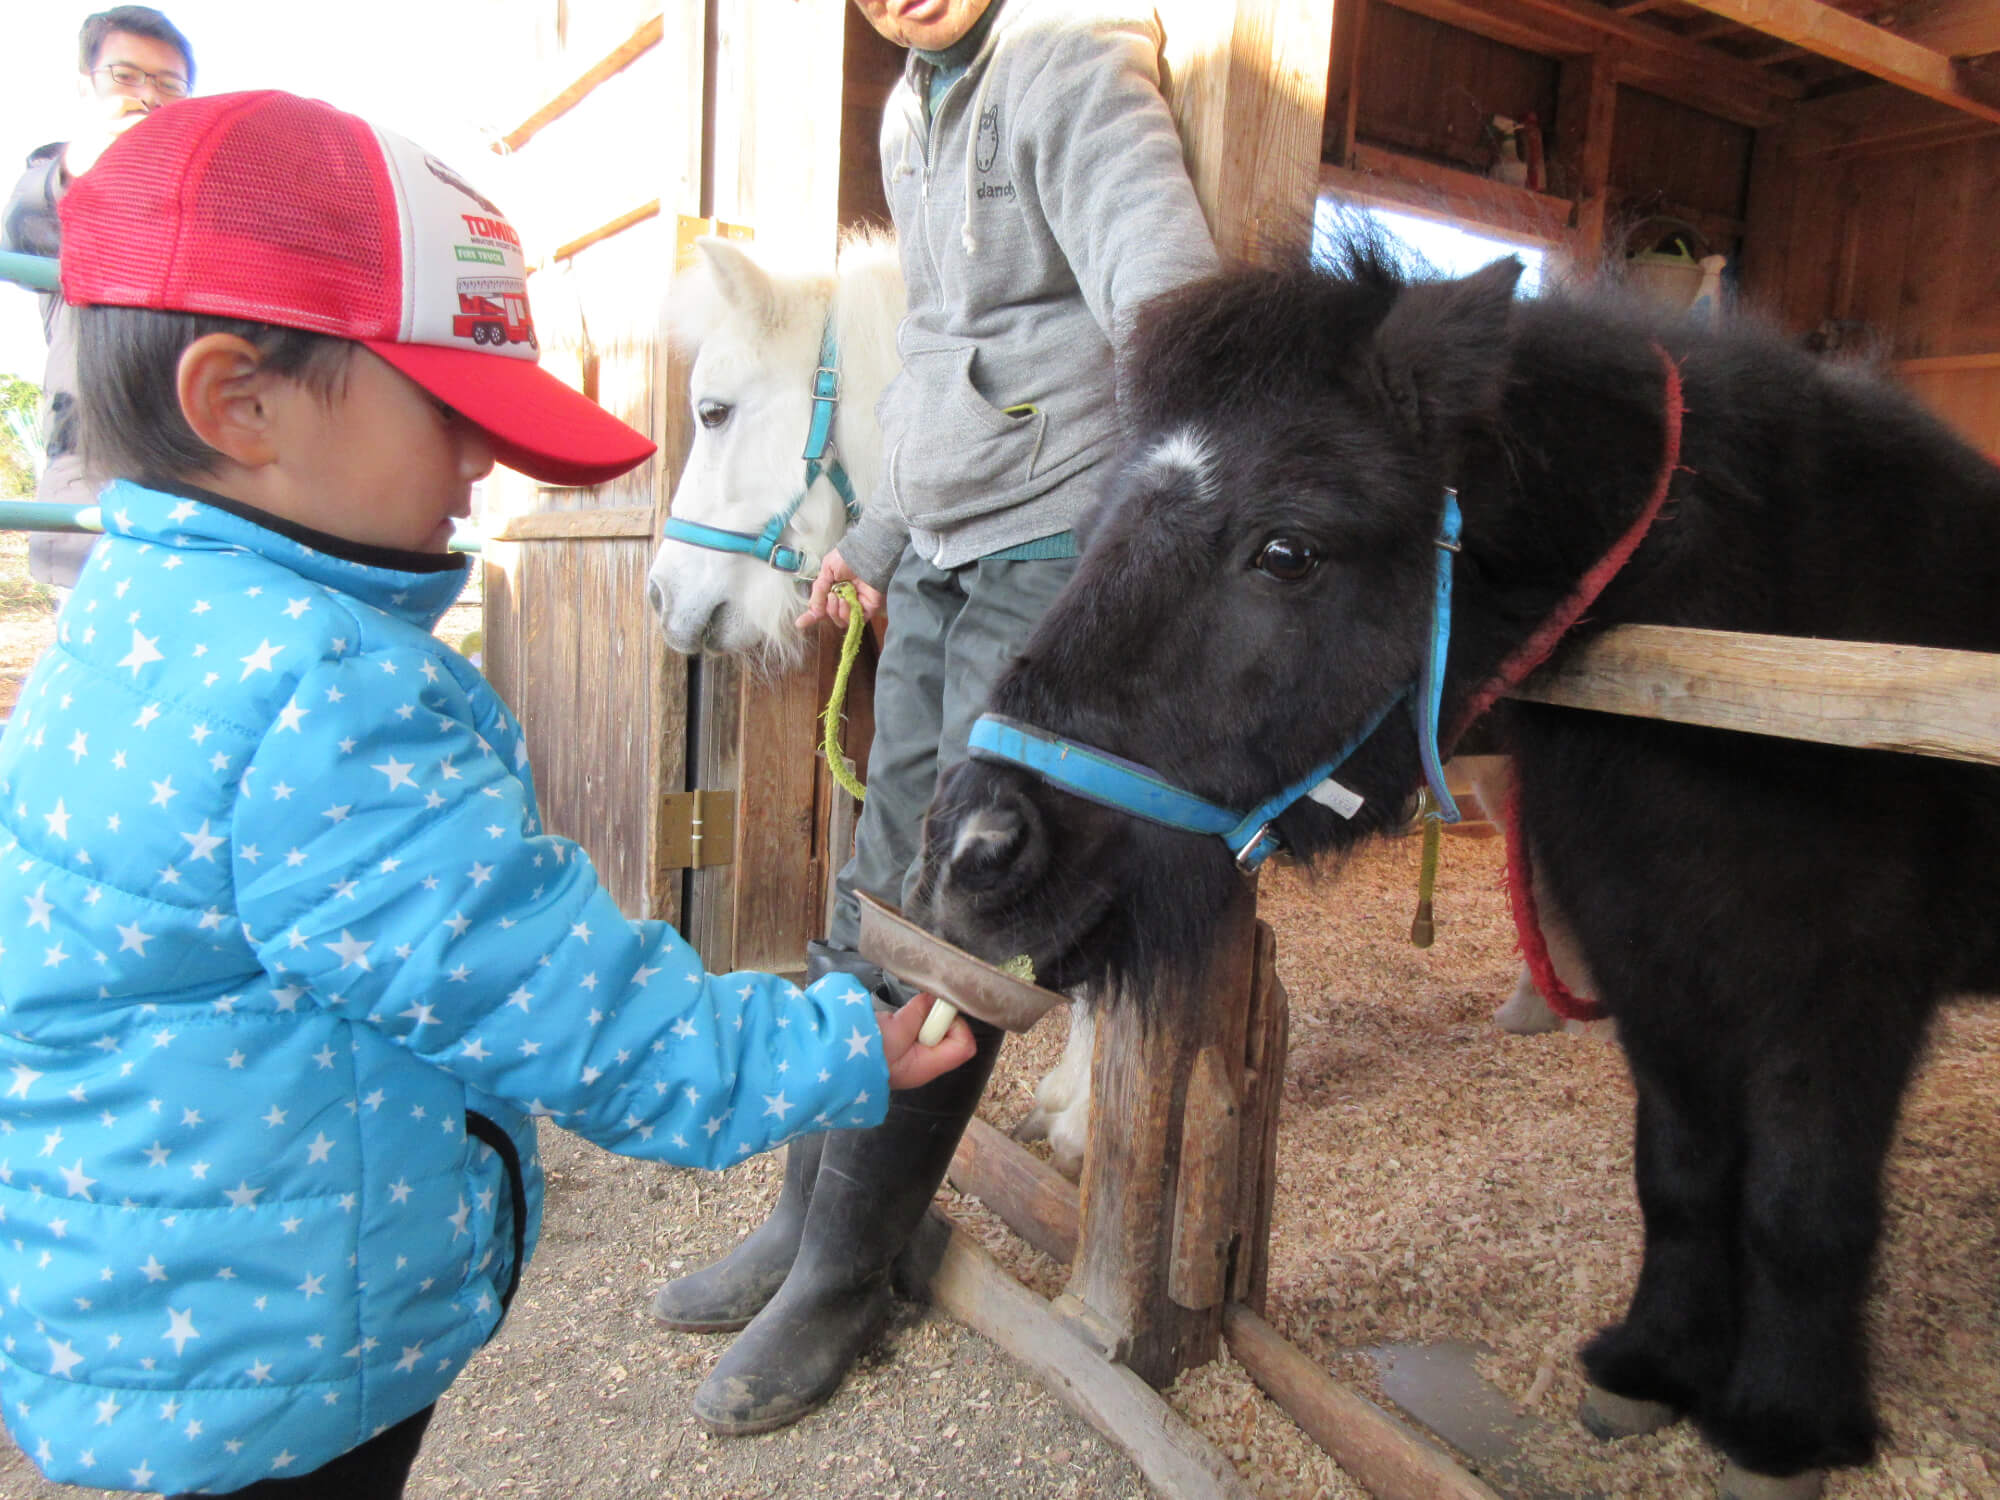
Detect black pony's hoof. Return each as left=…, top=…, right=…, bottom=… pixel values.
left=1718, top=1463, right=1825, bottom=1500
left=1579, top=1381, right=1680, bottom=1440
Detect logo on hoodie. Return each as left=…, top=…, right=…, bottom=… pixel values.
left=976, top=103, right=1001, bottom=174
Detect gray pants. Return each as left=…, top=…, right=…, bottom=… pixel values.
left=827, top=542, right=1078, bottom=955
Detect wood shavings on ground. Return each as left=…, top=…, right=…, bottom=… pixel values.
left=5, top=770, right=1992, bottom=1498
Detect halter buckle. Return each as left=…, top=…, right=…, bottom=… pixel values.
left=813, top=366, right=841, bottom=402
left=1233, top=825, right=1277, bottom=873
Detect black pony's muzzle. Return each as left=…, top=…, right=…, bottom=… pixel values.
left=914, top=758, right=1132, bottom=993
left=916, top=762, right=1050, bottom=935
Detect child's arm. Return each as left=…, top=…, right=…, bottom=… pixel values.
left=231, top=652, right=965, bottom=1166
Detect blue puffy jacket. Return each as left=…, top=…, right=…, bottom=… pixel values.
left=0, top=480, right=889, bottom=1493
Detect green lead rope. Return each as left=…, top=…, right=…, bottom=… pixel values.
left=1410, top=788, right=1441, bottom=947
left=821, top=582, right=868, bottom=800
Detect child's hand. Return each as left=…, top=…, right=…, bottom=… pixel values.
left=879, top=993, right=976, bottom=1089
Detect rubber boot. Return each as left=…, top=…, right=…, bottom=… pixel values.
left=805, top=937, right=892, bottom=1000
left=649, top=1130, right=826, bottom=1332
left=646, top=940, right=888, bottom=1333
left=690, top=1016, right=1005, bottom=1435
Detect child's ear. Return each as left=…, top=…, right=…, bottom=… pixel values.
left=177, top=334, right=280, bottom=468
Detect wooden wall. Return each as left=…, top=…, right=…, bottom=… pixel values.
left=1321, top=0, right=2000, bottom=455
left=1325, top=0, right=1761, bottom=258
left=1744, top=111, right=2000, bottom=455
left=841, top=8, right=903, bottom=230
left=1351, top=5, right=1558, bottom=177
left=480, top=9, right=691, bottom=925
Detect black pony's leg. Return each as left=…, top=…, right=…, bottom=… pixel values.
left=1701, top=979, right=1932, bottom=1476
left=1579, top=1026, right=1743, bottom=1417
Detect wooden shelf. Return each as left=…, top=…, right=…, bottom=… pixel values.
left=1321, top=143, right=1575, bottom=246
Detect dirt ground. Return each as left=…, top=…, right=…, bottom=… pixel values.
left=3, top=529, right=1997, bottom=1500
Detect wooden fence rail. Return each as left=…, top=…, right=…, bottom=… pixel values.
left=1515, top=624, right=2000, bottom=767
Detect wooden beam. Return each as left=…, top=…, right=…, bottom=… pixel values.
left=950, top=1116, right=1079, bottom=1263
left=551, top=200, right=661, bottom=263
left=1223, top=1306, right=1507, bottom=1500
left=1748, top=41, right=1811, bottom=65
left=1322, top=0, right=1372, bottom=167
left=1888, top=0, right=2000, bottom=59
left=1322, top=149, right=1575, bottom=245
left=1898, top=352, right=2000, bottom=374
left=1512, top=625, right=2000, bottom=767
left=898, top=1213, right=1258, bottom=1500
left=1784, top=79, right=2000, bottom=158
left=1682, top=13, right=1749, bottom=42
left=1669, top=0, right=2000, bottom=124
left=939, top=1134, right=1505, bottom=1500
left=487, top=507, right=657, bottom=542
left=1554, top=49, right=1619, bottom=259
left=1384, top=0, right=1802, bottom=126
left=496, top=13, right=664, bottom=154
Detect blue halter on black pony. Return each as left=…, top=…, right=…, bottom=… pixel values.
left=965, top=491, right=1465, bottom=871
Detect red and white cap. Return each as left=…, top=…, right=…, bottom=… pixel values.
left=60, top=90, right=656, bottom=487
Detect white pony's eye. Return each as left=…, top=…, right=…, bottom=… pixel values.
left=696, top=400, right=732, bottom=430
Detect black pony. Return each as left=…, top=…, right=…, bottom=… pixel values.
left=913, top=248, right=2000, bottom=1495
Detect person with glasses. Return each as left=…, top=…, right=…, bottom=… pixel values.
left=2, top=6, right=195, bottom=591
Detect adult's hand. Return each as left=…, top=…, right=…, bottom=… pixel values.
left=63, top=100, right=155, bottom=179
left=795, top=549, right=884, bottom=631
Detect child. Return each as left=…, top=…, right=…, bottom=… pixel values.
left=0, top=89, right=974, bottom=1499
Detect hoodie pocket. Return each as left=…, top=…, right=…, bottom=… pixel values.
left=888, top=344, right=1048, bottom=526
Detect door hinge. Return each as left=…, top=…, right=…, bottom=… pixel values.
left=660, top=788, right=736, bottom=870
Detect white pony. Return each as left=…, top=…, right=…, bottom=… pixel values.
left=648, top=232, right=1095, bottom=1178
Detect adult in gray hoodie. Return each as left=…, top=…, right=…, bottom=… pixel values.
left=2, top=7, right=196, bottom=588
left=650, top=0, right=1220, bottom=1436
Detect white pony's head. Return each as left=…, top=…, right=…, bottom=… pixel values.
left=648, top=231, right=901, bottom=670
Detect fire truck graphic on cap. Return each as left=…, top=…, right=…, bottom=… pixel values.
left=453, top=276, right=537, bottom=349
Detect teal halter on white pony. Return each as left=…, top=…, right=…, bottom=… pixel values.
left=661, top=320, right=860, bottom=582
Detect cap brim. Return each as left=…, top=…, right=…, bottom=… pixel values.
left=364, top=340, right=657, bottom=488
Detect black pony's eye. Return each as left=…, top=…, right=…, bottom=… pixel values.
left=696, top=400, right=731, bottom=430
left=1254, top=538, right=1321, bottom=581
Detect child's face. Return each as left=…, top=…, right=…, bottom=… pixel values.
left=275, top=350, right=494, bottom=554
left=852, top=0, right=993, bottom=50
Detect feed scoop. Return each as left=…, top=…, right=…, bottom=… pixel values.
left=855, top=893, right=1064, bottom=1044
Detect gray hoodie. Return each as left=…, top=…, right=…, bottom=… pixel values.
left=837, top=0, right=1219, bottom=588
left=3, top=143, right=99, bottom=586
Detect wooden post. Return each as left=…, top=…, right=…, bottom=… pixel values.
left=1158, top=0, right=1341, bottom=261
left=1062, top=885, right=1257, bottom=1383
left=1231, top=921, right=1289, bottom=1313
left=1053, top=0, right=1334, bottom=1391
left=1554, top=48, right=1620, bottom=264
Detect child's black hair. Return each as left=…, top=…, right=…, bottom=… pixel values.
left=75, top=306, right=355, bottom=486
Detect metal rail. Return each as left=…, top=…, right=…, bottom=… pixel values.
left=0, top=251, right=59, bottom=292
left=0, top=500, right=483, bottom=553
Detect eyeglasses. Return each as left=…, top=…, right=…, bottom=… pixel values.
left=91, top=63, right=191, bottom=99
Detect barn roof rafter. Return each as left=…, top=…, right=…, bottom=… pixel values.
left=1660, top=0, right=2000, bottom=124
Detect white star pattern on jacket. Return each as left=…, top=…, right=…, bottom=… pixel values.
left=0, top=482, right=891, bottom=1494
